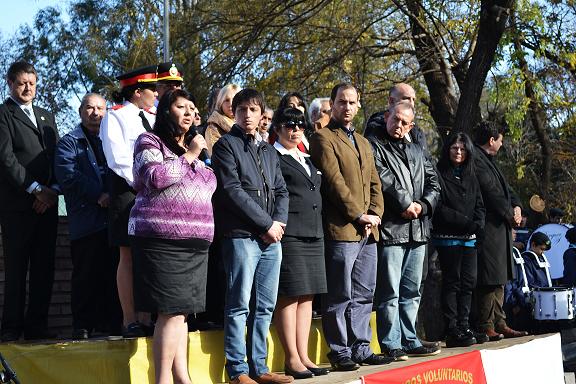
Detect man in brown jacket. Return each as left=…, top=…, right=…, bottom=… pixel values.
left=310, top=83, right=391, bottom=371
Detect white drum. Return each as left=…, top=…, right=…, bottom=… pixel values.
left=532, top=287, right=574, bottom=320
left=529, top=223, right=574, bottom=279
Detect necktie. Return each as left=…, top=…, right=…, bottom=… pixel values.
left=139, top=110, right=152, bottom=132
left=344, top=127, right=355, bottom=146
left=24, top=107, right=37, bottom=127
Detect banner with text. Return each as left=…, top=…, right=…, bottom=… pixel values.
left=362, top=351, right=486, bottom=384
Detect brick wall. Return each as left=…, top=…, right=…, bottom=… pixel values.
left=0, top=217, right=74, bottom=337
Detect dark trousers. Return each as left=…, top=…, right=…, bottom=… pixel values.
left=322, top=238, right=377, bottom=363
left=475, top=284, right=507, bottom=332
left=71, top=229, right=122, bottom=332
left=0, top=207, right=58, bottom=336
left=195, top=239, right=225, bottom=325
left=437, top=246, right=477, bottom=331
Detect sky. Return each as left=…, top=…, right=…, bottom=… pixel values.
left=0, top=0, right=61, bottom=36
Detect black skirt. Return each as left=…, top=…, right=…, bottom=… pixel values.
left=278, top=236, right=327, bottom=297
left=131, top=236, right=210, bottom=314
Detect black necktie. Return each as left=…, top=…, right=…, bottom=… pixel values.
left=139, top=110, right=152, bottom=131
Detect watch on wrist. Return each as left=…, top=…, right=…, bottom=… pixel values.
left=33, top=184, right=43, bottom=195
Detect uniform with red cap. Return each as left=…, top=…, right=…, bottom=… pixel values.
left=155, top=62, right=184, bottom=100
left=99, top=65, right=160, bottom=337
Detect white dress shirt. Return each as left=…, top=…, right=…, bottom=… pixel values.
left=99, top=101, right=155, bottom=186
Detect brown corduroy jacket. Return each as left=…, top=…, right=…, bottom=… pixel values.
left=309, top=119, right=384, bottom=242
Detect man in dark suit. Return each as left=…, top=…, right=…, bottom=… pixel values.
left=473, top=120, right=527, bottom=340
left=0, top=61, right=59, bottom=341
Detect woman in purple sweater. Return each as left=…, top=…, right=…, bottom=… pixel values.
left=129, top=89, right=216, bottom=384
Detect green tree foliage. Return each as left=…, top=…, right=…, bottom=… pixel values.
left=0, top=0, right=574, bottom=218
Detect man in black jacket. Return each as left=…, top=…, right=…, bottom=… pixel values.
left=368, top=101, right=441, bottom=361
left=0, top=61, right=59, bottom=341
left=473, top=120, right=527, bottom=340
left=212, top=89, right=292, bottom=384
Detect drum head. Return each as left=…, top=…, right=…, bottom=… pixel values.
left=529, top=223, right=574, bottom=279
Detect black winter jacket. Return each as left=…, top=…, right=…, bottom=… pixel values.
left=212, top=125, right=289, bottom=238
left=368, top=131, right=440, bottom=245
left=432, top=165, right=485, bottom=239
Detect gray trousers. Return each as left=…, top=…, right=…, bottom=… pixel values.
left=322, top=238, right=377, bottom=363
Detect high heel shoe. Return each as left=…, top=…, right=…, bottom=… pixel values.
left=284, top=366, right=313, bottom=379
left=306, top=366, right=330, bottom=376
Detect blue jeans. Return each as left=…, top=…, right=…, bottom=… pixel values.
left=222, top=237, right=281, bottom=379
left=322, top=239, right=377, bottom=363
left=375, top=243, right=425, bottom=351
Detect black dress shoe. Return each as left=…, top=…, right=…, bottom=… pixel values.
left=284, top=366, right=313, bottom=379
left=122, top=322, right=145, bottom=338
left=331, top=357, right=360, bottom=371
left=356, top=353, right=394, bottom=365
left=462, top=328, right=488, bottom=344
left=72, top=328, right=90, bottom=340
left=421, top=339, right=441, bottom=348
left=306, top=366, right=330, bottom=376
left=445, top=328, right=476, bottom=348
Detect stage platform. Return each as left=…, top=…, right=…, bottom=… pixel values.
left=0, top=314, right=565, bottom=384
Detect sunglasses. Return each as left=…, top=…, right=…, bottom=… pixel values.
left=283, top=121, right=305, bottom=131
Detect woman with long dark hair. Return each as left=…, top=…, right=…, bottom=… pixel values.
left=272, top=108, right=329, bottom=379
left=432, top=132, right=486, bottom=347
left=129, top=89, right=216, bottom=384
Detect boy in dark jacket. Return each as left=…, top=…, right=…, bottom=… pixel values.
left=212, top=89, right=291, bottom=384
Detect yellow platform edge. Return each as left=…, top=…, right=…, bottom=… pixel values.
left=0, top=314, right=382, bottom=384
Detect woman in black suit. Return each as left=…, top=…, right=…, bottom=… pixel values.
left=272, top=108, right=329, bottom=379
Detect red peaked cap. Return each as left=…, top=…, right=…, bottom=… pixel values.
left=116, top=65, right=157, bottom=88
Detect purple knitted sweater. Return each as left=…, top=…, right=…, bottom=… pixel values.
left=128, top=132, right=216, bottom=242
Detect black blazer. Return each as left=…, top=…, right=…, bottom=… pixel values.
left=277, top=152, right=323, bottom=238
left=0, top=98, right=58, bottom=212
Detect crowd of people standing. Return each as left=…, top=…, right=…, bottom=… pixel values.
left=1, top=59, right=571, bottom=384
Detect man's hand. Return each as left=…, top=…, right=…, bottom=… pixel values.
left=401, top=202, right=420, bottom=219
left=513, top=206, right=522, bottom=227
left=98, top=193, right=110, bottom=208
left=357, top=214, right=380, bottom=237
left=33, top=186, right=58, bottom=213
left=32, top=199, right=50, bottom=214
left=260, top=221, right=286, bottom=244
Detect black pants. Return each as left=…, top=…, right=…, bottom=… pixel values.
left=71, top=229, right=122, bottom=332
left=437, top=245, right=477, bottom=331
left=195, top=239, right=225, bottom=324
left=0, top=207, right=58, bottom=336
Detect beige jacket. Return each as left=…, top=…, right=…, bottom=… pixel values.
left=205, top=110, right=234, bottom=155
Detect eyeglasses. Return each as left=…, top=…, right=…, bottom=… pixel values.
left=450, top=146, right=467, bottom=153
left=283, top=121, right=305, bottom=131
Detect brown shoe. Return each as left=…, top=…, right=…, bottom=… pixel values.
left=254, top=372, right=294, bottom=384
left=230, top=374, right=258, bottom=384
left=496, top=326, right=529, bottom=338
left=485, top=329, right=504, bottom=341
